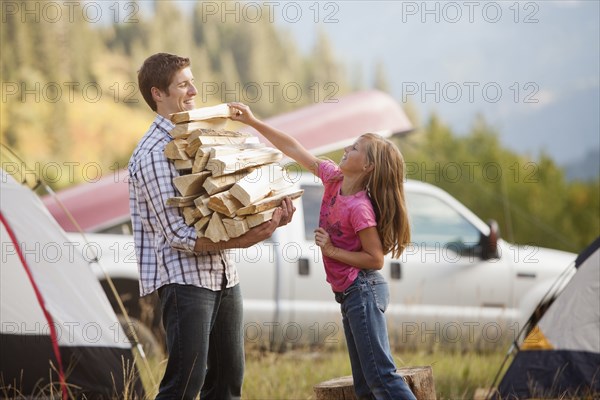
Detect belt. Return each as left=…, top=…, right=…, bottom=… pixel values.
left=334, top=291, right=346, bottom=304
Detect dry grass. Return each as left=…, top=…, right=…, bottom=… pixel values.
left=136, top=342, right=506, bottom=399
left=243, top=344, right=506, bottom=400
left=6, top=345, right=596, bottom=399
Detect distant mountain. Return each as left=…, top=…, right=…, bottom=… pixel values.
left=564, top=147, right=600, bottom=182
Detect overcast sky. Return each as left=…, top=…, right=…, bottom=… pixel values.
left=158, top=0, right=599, bottom=164
left=269, top=0, right=599, bottom=165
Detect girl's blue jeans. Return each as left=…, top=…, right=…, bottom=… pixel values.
left=339, top=270, right=416, bottom=400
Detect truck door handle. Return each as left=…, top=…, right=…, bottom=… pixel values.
left=390, top=262, right=402, bottom=280
left=298, top=258, right=310, bottom=276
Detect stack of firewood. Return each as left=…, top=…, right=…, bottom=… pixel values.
left=165, top=104, right=303, bottom=242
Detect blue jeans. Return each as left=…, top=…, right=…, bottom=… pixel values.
left=156, top=283, right=244, bottom=400
left=340, top=271, right=416, bottom=400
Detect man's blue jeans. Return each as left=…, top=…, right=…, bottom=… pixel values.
left=156, top=283, right=244, bottom=400
left=340, top=270, right=416, bottom=400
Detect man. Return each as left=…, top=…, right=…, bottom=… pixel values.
left=128, top=53, right=294, bottom=399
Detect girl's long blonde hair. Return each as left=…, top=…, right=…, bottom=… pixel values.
left=360, top=133, right=411, bottom=258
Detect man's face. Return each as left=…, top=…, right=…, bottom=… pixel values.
left=154, top=67, right=197, bottom=117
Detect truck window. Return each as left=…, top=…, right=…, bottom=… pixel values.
left=301, top=184, right=324, bottom=240
left=406, top=192, right=480, bottom=249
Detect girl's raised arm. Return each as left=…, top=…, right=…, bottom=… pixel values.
left=229, top=103, right=321, bottom=176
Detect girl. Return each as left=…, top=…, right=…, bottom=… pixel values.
left=229, top=103, right=416, bottom=400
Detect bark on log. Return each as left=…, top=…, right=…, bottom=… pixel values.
left=313, top=366, right=435, bottom=400
left=169, top=119, right=228, bottom=138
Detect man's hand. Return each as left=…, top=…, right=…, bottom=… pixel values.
left=277, top=197, right=296, bottom=227
left=234, top=197, right=295, bottom=248
left=238, top=206, right=282, bottom=248
left=194, top=208, right=282, bottom=252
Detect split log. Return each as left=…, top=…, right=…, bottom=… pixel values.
left=209, top=143, right=265, bottom=158
left=222, top=217, right=249, bottom=238
left=203, top=169, right=253, bottom=196
left=204, top=212, right=229, bottom=243
left=186, top=129, right=252, bottom=155
left=173, top=171, right=211, bottom=197
left=246, top=209, right=276, bottom=228
left=170, top=118, right=228, bottom=138
left=186, top=128, right=254, bottom=157
left=174, top=159, right=193, bottom=170
left=194, top=215, right=211, bottom=236
left=236, top=188, right=304, bottom=216
left=207, top=191, right=244, bottom=218
left=191, top=143, right=265, bottom=173
left=165, top=104, right=305, bottom=243
left=166, top=195, right=197, bottom=207
left=192, top=150, right=210, bottom=173
left=170, top=103, right=233, bottom=124
left=191, top=144, right=227, bottom=172
left=186, top=135, right=258, bottom=157
left=187, top=128, right=252, bottom=141
left=313, top=366, right=435, bottom=400
left=182, top=206, right=202, bottom=226
left=230, top=164, right=289, bottom=206
left=206, top=147, right=282, bottom=177
left=164, top=139, right=190, bottom=160
left=193, top=195, right=212, bottom=217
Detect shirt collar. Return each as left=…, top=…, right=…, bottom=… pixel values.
left=153, top=113, right=176, bottom=136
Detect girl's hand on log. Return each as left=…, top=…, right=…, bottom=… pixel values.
left=228, top=102, right=258, bottom=126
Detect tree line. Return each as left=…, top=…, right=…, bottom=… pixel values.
left=1, top=1, right=353, bottom=178
left=396, top=115, right=599, bottom=253
left=1, top=0, right=597, bottom=253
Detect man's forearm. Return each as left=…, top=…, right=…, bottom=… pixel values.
left=193, top=236, right=251, bottom=253
left=192, top=198, right=290, bottom=253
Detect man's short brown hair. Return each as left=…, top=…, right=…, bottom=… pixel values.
left=138, top=53, right=191, bottom=112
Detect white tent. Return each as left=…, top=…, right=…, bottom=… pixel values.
left=0, top=170, right=143, bottom=398
left=497, top=236, right=600, bottom=398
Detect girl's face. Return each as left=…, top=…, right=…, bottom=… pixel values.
left=340, top=137, right=371, bottom=174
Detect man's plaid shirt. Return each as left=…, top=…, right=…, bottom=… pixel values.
left=128, top=114, right=239, bottom=296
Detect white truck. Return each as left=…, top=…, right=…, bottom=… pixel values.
left=71, top=172, right=576, bottom=351
left=48, top=91, right=575, bottom=351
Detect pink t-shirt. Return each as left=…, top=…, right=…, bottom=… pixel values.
left=318, top=160, right=378, bottom=292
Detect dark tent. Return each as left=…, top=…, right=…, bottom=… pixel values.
left=497, top=237, right=600, bottom=398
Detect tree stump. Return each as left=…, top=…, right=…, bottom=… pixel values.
left=313, top=366, right=436, bottom=400
left=314, top=376, right=356, bottom=400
